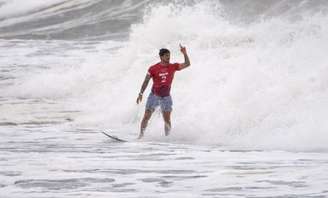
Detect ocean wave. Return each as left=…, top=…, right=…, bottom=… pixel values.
left=0, top=0, right=327, bottom=40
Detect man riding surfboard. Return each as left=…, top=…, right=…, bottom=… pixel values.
left=136, top=44, right=191, bottom=139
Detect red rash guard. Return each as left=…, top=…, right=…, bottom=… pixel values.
left=148, top=62, right=180, bottom=97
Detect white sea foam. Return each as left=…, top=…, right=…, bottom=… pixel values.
left=88, top=1, right=328, bottom=151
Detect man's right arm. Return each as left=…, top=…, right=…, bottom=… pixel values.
left=136, top=74, right=151, bottom=104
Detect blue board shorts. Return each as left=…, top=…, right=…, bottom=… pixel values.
left=146, top=92, right=172, bottom=112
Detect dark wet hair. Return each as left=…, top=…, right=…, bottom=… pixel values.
left=159, top=48, right=170, bottom=56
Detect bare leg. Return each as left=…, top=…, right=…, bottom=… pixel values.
left=162, top=111, right=171, bottom=136
left=138, top=109, right=153, bottom=139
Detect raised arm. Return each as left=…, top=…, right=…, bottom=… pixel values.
left=178, top=44, right=191, bottom=70
left=136, top=74, right=151, bottom=104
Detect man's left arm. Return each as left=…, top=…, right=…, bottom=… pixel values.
left=178, top=44, right=191, bottom=70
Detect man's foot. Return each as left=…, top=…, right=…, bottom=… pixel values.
left=137, top=133, right=144, bottom=139
left=164, top=123, right=171, bottom=136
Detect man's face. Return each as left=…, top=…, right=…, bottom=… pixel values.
left=160, top=53, right=170, bottom=63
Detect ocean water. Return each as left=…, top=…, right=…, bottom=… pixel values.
left=1, top=0, right=328, bottom=197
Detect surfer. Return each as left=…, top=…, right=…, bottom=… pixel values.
left=136, top=44, right=191, bottom=139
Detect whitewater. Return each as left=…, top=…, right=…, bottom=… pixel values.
left=1, top=0, right=328, bottom=197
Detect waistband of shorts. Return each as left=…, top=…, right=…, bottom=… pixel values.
left=150, top=92, right=171, bottom=98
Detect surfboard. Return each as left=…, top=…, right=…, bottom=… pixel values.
left=102, top=131, right=127, bottom=142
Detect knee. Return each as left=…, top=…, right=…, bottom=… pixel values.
left=143, top=112, right=152, bottom=121
left=142, top=116, right=150, bottom=122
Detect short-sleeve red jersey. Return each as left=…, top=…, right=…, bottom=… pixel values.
left=148, top=62, right=180, bottom=97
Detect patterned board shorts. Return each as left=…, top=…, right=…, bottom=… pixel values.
left=145, top=92, right=173, bottom=112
